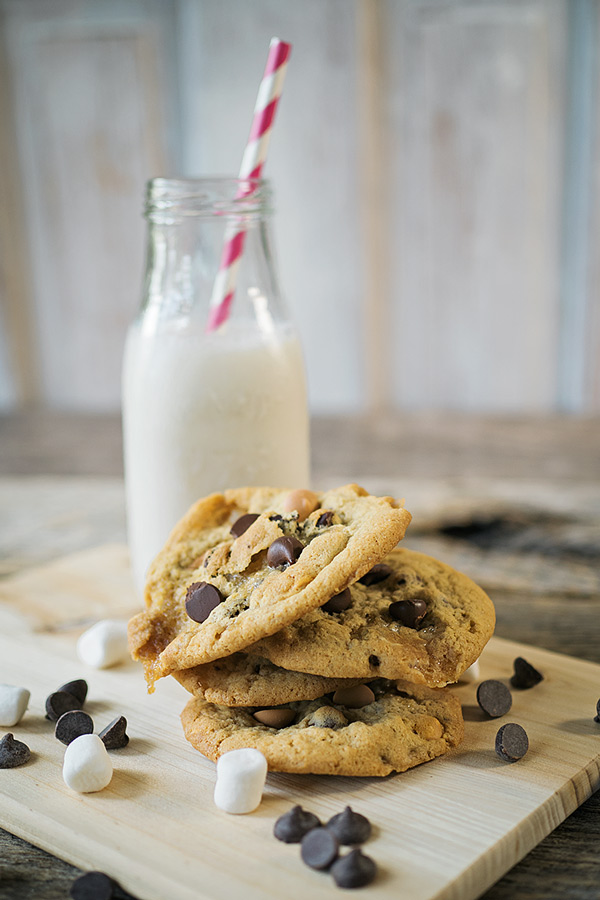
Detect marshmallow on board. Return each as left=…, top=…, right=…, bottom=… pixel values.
left=214, top=748, right=268, bottom=814
left=76, top=620, right=130, bottom=669
left=0, top=684, right=30, bottom=727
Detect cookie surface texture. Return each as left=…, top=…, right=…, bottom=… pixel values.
left=180, top=679, right=464, bottom=776
left=173, top=652, right=365, bottom=707
left=253, top=547, right=495, bottom=687
left=127, top=485, right=411, bottom=687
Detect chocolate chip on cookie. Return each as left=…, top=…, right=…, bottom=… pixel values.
left=331, top=849, right=377, bottom=888
left=230, top=513, right=260, bottom=538
left=185, top=582, right=224, bottom=623
left=316, top=510, right=335, bottom=527
left=0, top=733, right=31, bottom=768
left=282, top=489, right=319, bottom=522
left=495, top=723, right=529, bottom=761
left=388, top=597, right=427, bottom=628
left=359, top=563, right=392, bottom=586
left=332, top=684, right=375, bottom=708
left=476, top=680, right=512, bottom=718
left=326, top=807, right=372, bottom=845
left=510, top=657, right=543, bottom=690
left=274, top=805, right=321, bottom=843
left=253, top=708, right=296, bottom=728
left=322, top=588, right=352, bottom=613
left=301, top=827, right=339, bottom=870
left=266, top=535, right=304, bottom=568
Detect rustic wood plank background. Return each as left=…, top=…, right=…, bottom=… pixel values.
left=0, top=0, right=598, bottom=414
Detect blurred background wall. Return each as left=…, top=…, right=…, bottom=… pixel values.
left=0, top=0, right=598, bottom=416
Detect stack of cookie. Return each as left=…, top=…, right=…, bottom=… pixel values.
left=128, top=484, right=495, bottom=777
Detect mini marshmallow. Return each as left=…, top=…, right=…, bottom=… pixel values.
left=214, top=748, right=268, bottom=814
left=76, top=619, right=129, bottom=669
left=0, top=684, right=30, bottom=727
left=460, top=659, right=481, bottom=684
left=63, top=733, right=113, bottom=793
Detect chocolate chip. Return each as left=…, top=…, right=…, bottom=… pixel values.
left=359, top=563, right=392, bottom=586
left=331, top=849, right=377, bottom=888
left=595, top=699, right=600, bottom=724
left=69, top=871, right=117, bottom=900
left=253, top=708, right=296, bottom=728
left=476, top=680, right=512, bottom=718
left=301, top=827, right=339, bottom=870
left=332, top=684, right=375, bottom=708
left=185, top=582, right=223, bottom=623
left=388, top=597, right=427, bottom=628
left=45, top=690, right=83, bottom=722
left=326, top=806, right=372, bottom=845
left=274, top=805, right=321, bottom=843
left=510, top=657, right=543, bottom=690
left=266, top=535, right=304, bottom=568
left=58, top=679, right=88, bottom=705
left=495, top=723, right=529, bottom=761
left=316, top=511, right=335, bottom=527
left=55, top=710, right=94, bottom=745
left=0, top=733, right=31, bottom=768
left=230, top=513, right=260, bottom=538
left=368, top=655, right=380, bottom=667
left=99, top=716, right=129, bottom=750
left=322, top=588, right=352, bottom=613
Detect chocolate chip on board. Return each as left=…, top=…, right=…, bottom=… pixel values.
left=99, top=716, right=129, bottom=750
left=301, top=827, right=339, bottom=870
left=230, top=513, right=260, bottom=538
left=266, top=535, right=304, bottom=568
left=58, top=679, right=89, bottom=706
left=594, top=699, right=600, bottom=724
left=253, top=708, right=296, bottom=729
left=322, top=588, right=352, bottom=613
left=510, top=657, right=543, bottom=690
left=358, top=563, right=392, bottom=586
left=45, top=690, right=83, bottom=722
left=388, top=597, right=427, bottom=628
left=326, top=807, right=372, bottom=845
left=55, top=709, right=94, bottom=745
left=185, top=582, right=224, bottom=623
left=476, top=680, right=512, bottom=718
left=274, top=805, right=321, bottom=843
left=0, top=733, right=31, bottom=768
left=331, top=849, right=377, bottom=889
left=69, top=870, right=117, bottom=900
left=495, top=723, right=529, bottom=761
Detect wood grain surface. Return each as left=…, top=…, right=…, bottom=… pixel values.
left=0, top=411, right=598, bottom=900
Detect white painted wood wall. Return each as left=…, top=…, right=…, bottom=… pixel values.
left=0, top=0, right=598, bottom=414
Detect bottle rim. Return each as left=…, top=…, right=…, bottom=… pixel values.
left=145, top=176, right=273, bottom=220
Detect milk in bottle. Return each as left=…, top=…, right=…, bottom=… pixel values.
left=122, top=178, right=310, bottom=595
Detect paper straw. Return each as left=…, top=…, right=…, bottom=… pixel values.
left=206, top=37, right=291, bottom=333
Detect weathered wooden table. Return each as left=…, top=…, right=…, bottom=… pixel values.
left=0, top=411, right=598, bottom=900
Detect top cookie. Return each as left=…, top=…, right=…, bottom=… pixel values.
left=128, top=484, right=411, bottom=688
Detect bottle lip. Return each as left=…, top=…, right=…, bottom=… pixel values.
left=145, top=176, right=273, bottom=220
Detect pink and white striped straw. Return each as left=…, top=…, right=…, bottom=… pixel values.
left=206, top=37, right=291, bottom=333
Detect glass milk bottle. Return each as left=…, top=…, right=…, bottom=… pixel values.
left=122, top=177, right=310, bottom=596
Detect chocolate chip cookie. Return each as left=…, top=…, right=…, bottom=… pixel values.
left=180, top=679, right=464, bottom=776
left=252, top=547, right=495, bottom=687
left=174, top=652, right=365, bottom=707
left=128, top=485, right=411, bottom=688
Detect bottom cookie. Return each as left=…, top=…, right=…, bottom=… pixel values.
left=180, top=679, right=464, bottom=777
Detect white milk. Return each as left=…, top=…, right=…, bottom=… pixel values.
left=122, top=321, right=310, bottom=595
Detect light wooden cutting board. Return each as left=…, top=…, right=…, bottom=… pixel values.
left=0, top=545, right=599, bottom=900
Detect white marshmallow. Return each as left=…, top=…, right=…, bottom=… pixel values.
left=460, top=659, right=481, bottom=683
left=76, top=619, right=130, bottom=669
left=63, top=733, right=113, bottom=793
left=214, top=748, right=268, bottom=814
left=0, top=684, right=30, bottom=726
